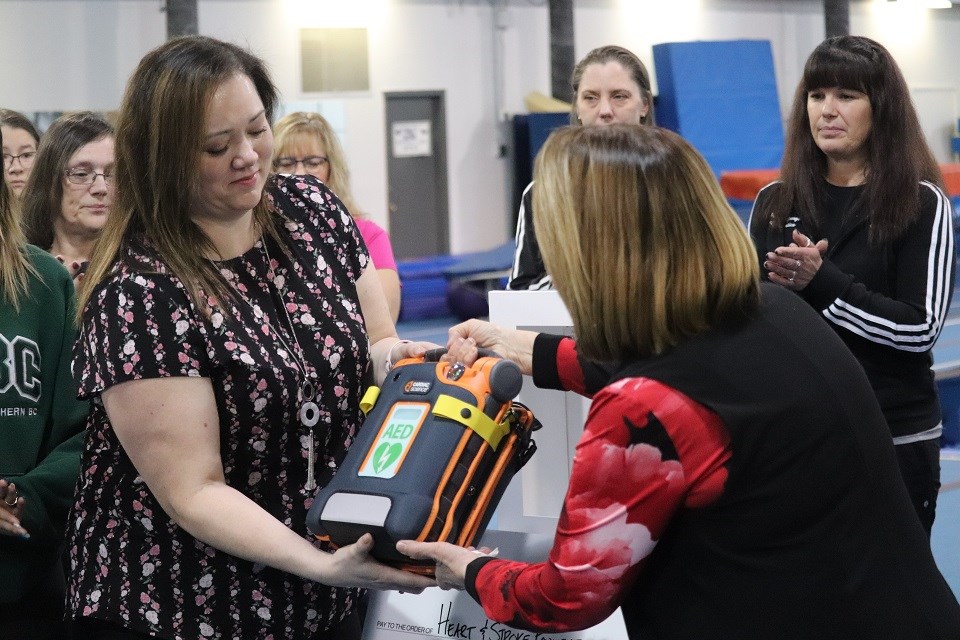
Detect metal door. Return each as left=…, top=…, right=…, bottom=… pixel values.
left=385, top=91, right=449, bottom=259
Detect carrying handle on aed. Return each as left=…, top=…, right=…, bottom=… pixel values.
left=423, top=348, right=523, bottom=409
left=422, top=347, right=499, bottom=362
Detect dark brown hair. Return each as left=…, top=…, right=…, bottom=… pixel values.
left=78, top=35, right=279, bottom=318
left=763, top=35, right=942, bottom=244
left=0, top=109, right=40, bottom=145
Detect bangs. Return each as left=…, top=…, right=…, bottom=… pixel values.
left=802, top=46, right=875, bottom=95
left=276, top=128, right=314, bottom=153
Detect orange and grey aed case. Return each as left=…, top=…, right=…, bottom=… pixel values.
left=306, top=350, right=539, bottom=573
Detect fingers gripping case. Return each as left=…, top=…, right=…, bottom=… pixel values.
left=306, top=350, right=539, bottom=573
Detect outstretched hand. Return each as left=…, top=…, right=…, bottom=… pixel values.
left=447, top=320, right=536, bottom=375
left=322, top=534, right=436, bottom=592
left=396, top=540, right=492, bottom=591
left=392, top=340, right=440, bottom=365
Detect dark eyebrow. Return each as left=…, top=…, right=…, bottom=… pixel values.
left=205, top=109, right=266, bottom=140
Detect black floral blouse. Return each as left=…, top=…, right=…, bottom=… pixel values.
left=67, top=175, right=372, bottom=639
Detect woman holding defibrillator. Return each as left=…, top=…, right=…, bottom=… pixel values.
left=399, top=124, right=960, bottom=639
left=67, top=36, right=432, bottom=640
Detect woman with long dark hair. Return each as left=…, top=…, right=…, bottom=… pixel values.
left=749, top=36, right=955, bottom=534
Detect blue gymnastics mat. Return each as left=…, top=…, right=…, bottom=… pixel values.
left=653, top=40, right=784, bottom=178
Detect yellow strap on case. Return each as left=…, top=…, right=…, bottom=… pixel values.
left=360, top=386, right=380, bottom=415
left=433, top=394, right=509, bottom=450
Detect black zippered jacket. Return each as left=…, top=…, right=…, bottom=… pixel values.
left=749, top=180, right=955, bottom=440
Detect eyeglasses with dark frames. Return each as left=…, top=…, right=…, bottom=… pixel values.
left=2, top=151, right=37, bottom=169
left=64, top=167, right=115, bottom=187
left=273, top=155, right=328, bottom=171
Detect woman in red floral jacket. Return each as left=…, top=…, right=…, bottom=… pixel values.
left=398, top=124, right=960, bottom=639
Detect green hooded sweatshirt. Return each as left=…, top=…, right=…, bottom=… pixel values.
left=0, top=245, right=87, bottom=602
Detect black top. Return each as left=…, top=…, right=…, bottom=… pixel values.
left=750, top=180, right=955, bottom=439
left=507, top=182, right=552, bottom=290
left=468, top=283, right=960, bottom=639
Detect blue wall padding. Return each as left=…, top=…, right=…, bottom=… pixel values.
left=937, top=377, right=960, bottom=447
left=653, top=40, right=784, bottom=177
left=397, top=255, right=458, bottom=321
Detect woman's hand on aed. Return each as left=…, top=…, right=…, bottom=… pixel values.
left=447, top=320, right=536, bottom=375
left=396, top=540, right=483, bottom=591
left=383, top=339, right=441, bottom=378
left=393, top=340, right=439, bottom=365
left=324, top=533, right=436, bottom=593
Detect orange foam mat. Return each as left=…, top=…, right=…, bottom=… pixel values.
left=721, top=164, right=960, bottom=201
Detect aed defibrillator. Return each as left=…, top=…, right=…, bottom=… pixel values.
left=306, top=349, right=539, bottom=573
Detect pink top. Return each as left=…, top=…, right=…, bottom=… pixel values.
left=354, top=218, right=397, bottom=272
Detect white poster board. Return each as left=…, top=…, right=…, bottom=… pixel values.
left=364, top=530, right=627, bottom=640
left=487, top=290, right=592, bottom=537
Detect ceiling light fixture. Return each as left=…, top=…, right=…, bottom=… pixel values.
left=887, top=0, right=952, bottom=8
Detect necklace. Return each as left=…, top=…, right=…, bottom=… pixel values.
left=256, top=239, right=321, bottom=491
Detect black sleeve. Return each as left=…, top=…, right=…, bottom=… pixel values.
left=748, top=182, right=781, bottom=278
left=532, top=333, right=614, bottom=396
left=464, top=556, right=498, bottom=605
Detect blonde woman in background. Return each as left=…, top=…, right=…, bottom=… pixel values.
left=273, top=112, right=401, bottom=322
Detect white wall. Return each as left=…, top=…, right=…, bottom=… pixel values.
left=2, top=0, right=960, bottom=254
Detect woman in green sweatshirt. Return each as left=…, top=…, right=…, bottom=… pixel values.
left=0, top=125, right=88, bottom=639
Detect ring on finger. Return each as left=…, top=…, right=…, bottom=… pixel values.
left=795, top=259, right=801, bottom=269
left=790, top=271, right=796, bottom=283
left=3, top=496, right=17, bottom=507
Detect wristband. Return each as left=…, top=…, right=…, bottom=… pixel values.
left=385, top=339, right=412, bottom=374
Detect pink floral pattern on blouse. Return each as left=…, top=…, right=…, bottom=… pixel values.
left=68, top=175, right=372, bottom=639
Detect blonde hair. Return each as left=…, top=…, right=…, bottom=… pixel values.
left=77, top=36, right=279, bottom=320
left=272, top=112, right=361, bottom=217
left=533, top=125, right=759, bottom=360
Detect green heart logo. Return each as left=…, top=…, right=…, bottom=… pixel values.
left=373, top=442, right=403, bottom=474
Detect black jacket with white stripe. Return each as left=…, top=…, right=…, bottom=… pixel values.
left=506, top=182, right=553, bottom=291
left=749, top=179, right=955, bottom=440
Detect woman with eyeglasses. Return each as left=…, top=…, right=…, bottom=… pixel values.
left=273, top=112, right=401, bottom=322
left=21, top=112, right=115, bottom=285
left=1, top=109, right=41, bottom=200
left=0, top=121, right=88, bottom=640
